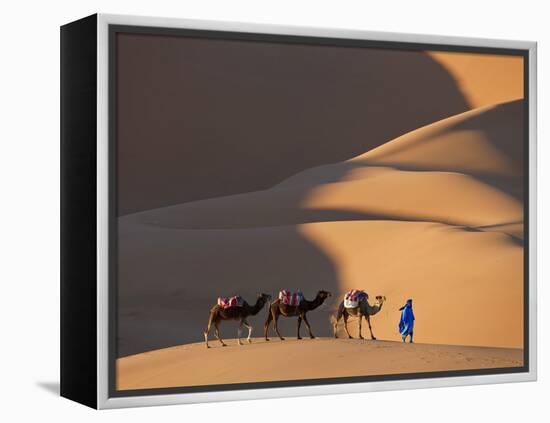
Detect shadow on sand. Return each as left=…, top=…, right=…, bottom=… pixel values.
left=117, top=43, right=471, bottom=215
left=115, top=50, right=524, bottom=359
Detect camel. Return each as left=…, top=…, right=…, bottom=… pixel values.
left=264, top=290, right=332, bottom=341
left=204, top=293, right=271, bottom=348
left=333, top=295, right=386, bottom=340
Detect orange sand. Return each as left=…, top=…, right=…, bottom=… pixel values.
left=117, top=338, right=523, bottom=390
left=118, top=101, right=524, bottom=357
left=427, top=51, right=523, bottom=108
left=116, top=54, right=525, bottom=389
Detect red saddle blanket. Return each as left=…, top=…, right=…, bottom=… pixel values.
left=344, top=289, right=368, bottom=308
left=279, top=290, right=304, bottom=306
left=217, top=296, right=244, bottom=309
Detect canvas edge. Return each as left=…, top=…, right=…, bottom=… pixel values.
left=527, top=42, right=537, bottom=382
left=95, top=13, right=538, bottom=409
left=60, top=13, right=99, bottom=409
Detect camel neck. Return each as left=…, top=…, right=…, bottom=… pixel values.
left=249, top=299, right=265, bottom=315
left=365, top=301, right=382, bottom=315
left=304, top=295, right=323, bottom=310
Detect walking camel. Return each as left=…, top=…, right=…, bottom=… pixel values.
left=333, top=294, right=386, bottom=340
left=204, top=293, right=271, bottom=348
left=264, top=290, right=332, bottom=341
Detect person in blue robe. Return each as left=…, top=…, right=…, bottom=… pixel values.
left=398, top=299, right=415, bottom=343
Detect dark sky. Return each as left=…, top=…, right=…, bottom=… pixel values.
left=116, top=32, right=469, bottom=215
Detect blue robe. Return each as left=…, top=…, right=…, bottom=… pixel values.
left=399, top=304, right=415, bottom=335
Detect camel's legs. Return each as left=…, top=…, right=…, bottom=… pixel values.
left=366, top=315, right=376, bottom=340
left=273, top=310, right=285, bottom=340
left=358, top=315, right=364, bottom=339
left=333, top=302, right=344, bottom=338
left=343, top=313, right=353, bottom=339
left=302, top=313, right=315, bottom=339
left=204, top=327, right=211, bottom=348
left=237, top=319, right=244, bottom=346
left=297, top=316, right=303, bottom=340
left=214, top=321, right=227, bottom=347
left=204, top=311, right=215, bottom=348
left=243, top=319, right=253, bottom=343
left=264, top=306, right=273, bottom=340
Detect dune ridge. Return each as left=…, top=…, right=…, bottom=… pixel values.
left=117, top=338, right=523, bottom=390
left=427, top=51, right=523, bottom=109
left=350, top=100, right=523, bottom=178
left=117, top=99, right=525, bottom=359
left=126, top=169, right=521, bottom=233
left=124, top=100, right=524, bottom=236
left=118, top=42, right=486, bottom=215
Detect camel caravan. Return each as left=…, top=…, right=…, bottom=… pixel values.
left=204, top=289, right=386, bottom=348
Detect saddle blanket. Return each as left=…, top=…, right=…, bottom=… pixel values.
left=344, top=289, right=368, bottom=308
left=279, top=290, right=304, bottom=306
left=217, top=296, right=244, bottom=309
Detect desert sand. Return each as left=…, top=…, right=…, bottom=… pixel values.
left=117, top=338, right=523, bottom=390
left=115, top=48, right=525, bottom=391
left=125, top=100, right=523, bottom=231
left=117, top=42, right=522, bottom=214
left=117, top=99, right=525, bottom=358
left=427, top=51, right=523, bottom=108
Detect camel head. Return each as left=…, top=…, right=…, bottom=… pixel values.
left=374, top=295, right=386, bottom=307
left=360, top=295, right=386, bottom=316
left=317, top=290, right=332, bottom=301
left=258, top=293, right=272, bottom=304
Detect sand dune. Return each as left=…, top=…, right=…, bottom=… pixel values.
left=118, top=220, right=523, bottom=356
left=350, top=100, right=524, bottom=179
left=127, top=169, right=520, bottom=230
left=281, top=99, right=524, bottom=196
left=427, top=51, right=523, bottom=108
left=114, top=42, right=526, bottom=393
left=117, top=39, right=523, bottom=215
left=302, top=221, right=523, bottom=347
left=124, top=101, right=523, bottom=234
left=117, top=100, right=525, bottom=358
left=117, top=338, right=523, bottom=390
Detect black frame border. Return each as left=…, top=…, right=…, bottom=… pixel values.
left=107, top=24, right=530, bottom=399
left=60, top=14, right=98, bottom=409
